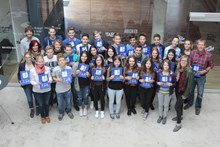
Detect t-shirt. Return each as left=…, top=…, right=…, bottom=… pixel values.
left=52, top=66, right=72, bottom=93
left=44, top=55, right=58, bottom=71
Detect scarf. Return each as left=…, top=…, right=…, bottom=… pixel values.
left=178, top=69, right=186, bottom=92
left=35, top=64, right=46, bottom=74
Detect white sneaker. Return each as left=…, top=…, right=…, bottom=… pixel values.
left=79, top=108, right=83, bottom=117
left=95, top=111, right=99, bottom=118
left=83, top=107, right=87, bottom=116
left=100, top=111, right=105, bottom=119
left=90, top=101, right=94, bottom=109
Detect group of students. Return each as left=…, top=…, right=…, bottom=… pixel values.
left=18, top=25, right=214, bottom=132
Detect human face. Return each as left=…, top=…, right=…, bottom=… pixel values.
left=32, top=43, right=39, bottom=52
left=139, top=36, right=147, bottom=46
left=163, top=62, right=169, bottom=71
left=134, top=47, right=142, bottom=57
left=145, top=60, right=152, bottom=69
left=184, top=41, right=191, bottom=50
left=54, top=42, right=61, bottom=51
left=65, top=47, right=72, bottom=55
left=180, top=58, right=187, bottom=68
left=81, top=36, right=89, bottom=45
left=197, top=41, right=205, bottom=52
left=25, top=54, right=32, bottom=63
left=129, top=38, right=137, bottom=46
left=171, top=38, right=179, bottom=48
left=81, top=53, right=88, bottom=63
left=152, top=50, right=158, bottom=59
left=94, top=33, right=101, bottom=40
left=48, top=28, right=56, bottom=38
left=96, top=57, right=102, bottom=66
left=114, top=59, right=121, bottom=67
left=129, top=57, right=135, bottom=67
left=25, top=30, right=33, bottom=39
left=113, top=36, right=121, bottom=45
left=154, top=37, right=160, bottom=46
left=58, top=57, right=66, bottom=68
left=36, top=58, right=44, bottom=68
left=91, top=47, right=97, bottom=56
left=108, top=48, right=114, bottom=58
left=168, top=52, right=174, bottom=61
left=46, top=49, right=54, bottom=59
left=68, top=30, right=75, bottom=40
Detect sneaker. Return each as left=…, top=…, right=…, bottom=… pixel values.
left=45, top=117, right=51, bottom=123
left=143, top=112, right=148, bottom=120
left=74, top=105, right=79, bottom=111
left=95, top=111, right=99, bottom=118
left=150, top=105, right=155, bottom=110
left=41, top=118, right=46, bottom=124
left=131, top=108, right=137, bottom=115
left=100, top=111, right=105, bottom=119
left=195, top=108, right=200, bottom=115
left=110, top=114, right=115, bottom=119
left=90, top=101, right=94, bottom=109
left=127, top=109, right=131, bottom=116
left=115, top=113, right=120, bottom=119
left=184, top=104, right=192, bottom=110
left=173, top=125, right=182, bottom=132
left=30, top=109, right=34, bottom=118
left=157, top=116, right=163, bottom=123
left=162, top=117, right=167, bottom=125
left=36, top=107, right=40, bottom=116
left=67, top=112, right=74, bottom=119
left=83, top=107, right=87, bottom=116
left=58, top=114, right=64, bottom=121
left=172, top=116, right=183, bottom=121
left=79, top=108, right=83, bottom=117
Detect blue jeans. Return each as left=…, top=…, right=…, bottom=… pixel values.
left=23, top=85, right=39, bottom=109
left=57, top=89, right=72, bottom=115
left=33, top=91, right=50, bottom=118
left=76, top=85, right=90, bottom=106
left=188, top=75, right=206, bottom=109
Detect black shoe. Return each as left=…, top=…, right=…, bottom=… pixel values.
left=150, top=105, right=155, bottom=110
left=131, top=108, right=137, bottom=114
left=74, top=105, right=79, bottom=111
left=36, top=107, right=40, bottom=116
left=127, top=110, right=131, bottom=116
left=184, top=104, right=192, bottom=110
left=195, top=108, right=200, bottom=115
left=30, top=109, right=34, bottom=118
left=172, top=116, right=183, bottom=121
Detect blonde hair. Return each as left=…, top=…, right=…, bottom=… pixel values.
left=35, top=54, right=44, bottom=62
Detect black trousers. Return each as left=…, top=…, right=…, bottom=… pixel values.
left=140, top=86, right=154, bottom=113
left=49, top=83, right=57, bottom=105
left=92, top=85, right=105, bottom=111
left=124, top=84, right=138, bottom=110
left=175, top=91, right=184, bottom=124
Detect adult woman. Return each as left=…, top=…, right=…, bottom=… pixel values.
left=173, top=55, right=193, bottom=132
left=17, top=52, right=39, bottom=118
left=28, top=40, right=43, bottom=61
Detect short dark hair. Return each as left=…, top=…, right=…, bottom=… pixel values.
left=153, top=33, right=161, bottom=39
left=139, top=33, right=147, bottom=39
left=129, top=34, right=137, bottom=40
left=25, top=26, right=33, bottom=33
left=67, top=26, right=76, bottom=32
left=81, top=33, right=89, bottom=39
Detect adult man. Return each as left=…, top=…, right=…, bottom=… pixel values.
left=133, top=45, right=146, bottom=67
left=184, top=39, right=214, bottom=115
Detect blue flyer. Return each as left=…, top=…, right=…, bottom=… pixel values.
left=192, top=64, right=202, bottom=78
left=20, top=70, right=31, bottom=85
left=112, top=67, right=123, bottom=81
left=143, top=46, right=151, bottom=58
left=61, top=69, right=72, bottom=83
left=78, top=63, right=89, bottom=78
left=94, top=40, right=104, bottom=53
left=79, top=45, right=89, bottom=53
left=39, top=74, right=50, bottom=89
left=117, top=44, right=127, bottom=57
left=128, top=72, right=138, bottom=84
left=93, top=68, right=103, bottom=81
left=159, top=75, right=170, bottom=88
left=140, top=74, right=152, bottom=88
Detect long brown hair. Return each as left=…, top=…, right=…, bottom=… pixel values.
left=150, top=47, right=160, bottom=62
left=141, top=58, right=155, bottom=76
left=124, top=55, right=139, bottom=72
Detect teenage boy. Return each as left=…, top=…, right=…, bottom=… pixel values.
left=126, top=34, right=137, bottom=56
left=150, top=33, right=165, bottom=60
left=138, top=33, right=151, bottom=58
left=76, top=33, right=91, bottom=55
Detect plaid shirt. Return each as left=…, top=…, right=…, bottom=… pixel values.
left=190, top=49, right=214, bottom=70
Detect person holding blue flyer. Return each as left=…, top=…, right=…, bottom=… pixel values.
left=156, top=59, right=176, bottom=124
left=76, top=33, right=91, bottom=55
left=126, top=34, right=137, bottom=56
left=91, top=55, right=106, bottom=118
left=139, top=58, right=156, bottom=120
left=30, top=55, right=52, bottom=124
left=73, top=51, right=91, bottom=117
left=138, top=33, right=151, bottom=58
left=105, top=46, right=117, bottom=69
left=106, top=56, right=124, bottom=119
left=184, top=39, right=214, bottom=115
left=150, top=33, right=165, bottom=60
left=124, top=55, right=140, bottom=116
left=52, top=53, right=74, bottom=121
left=17, top=52, right=39, bottom=118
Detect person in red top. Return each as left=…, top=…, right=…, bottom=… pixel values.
left=184, top=39, right=214, bottom=115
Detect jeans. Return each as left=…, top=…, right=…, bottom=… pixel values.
left=175, top=92, right=184, bottom=124
left=187, top=76, right=206, bottom=109
left=57, top=89, right=72, bottom=115
left=23, top=85, right=39, bottom=109
left=76, top=85, right=90, bottom=106
left=34, top=91, right=50, bottom=118
left=108, top=88, right=124, bottom=114
left=139, top=86, right=154, bottom=113
left=92, top=85, right=105, bottom=111
left=124, top=85, right=138, bottom=110
left=157, top=92, right=171, bottom=118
